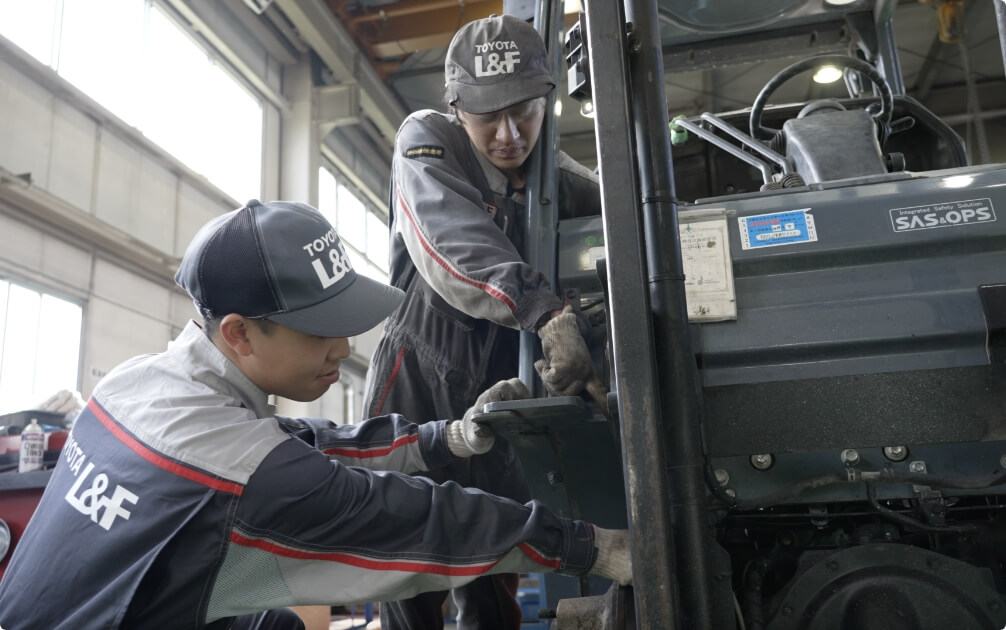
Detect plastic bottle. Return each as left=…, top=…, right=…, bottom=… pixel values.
left=18, top=418, right=45, bottom=473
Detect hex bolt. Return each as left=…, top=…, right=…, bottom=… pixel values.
left=714, top=468, right=730, bottom=486
left=725, top=488, right=736, bottom=498
left=883, top=445, right=908, bottom=462
left=750, top=453, right=774, bottom=470
left=909, top=461, right=927, bottom=474
left=840, top=449, right=860, bottom=466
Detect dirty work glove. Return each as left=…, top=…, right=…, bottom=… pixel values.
left=536, top=305, right=608, bottom=407
left=447, top=378, right=532, bottom=458
left=590, top=526, right=633, bottom=586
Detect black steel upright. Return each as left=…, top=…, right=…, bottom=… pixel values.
left=508, top=0, right=561, bottom=397
left=627, top=0, right=727, bottom=626
left=581, top=0, right=680, bottom=628
left=996, top=0, right=1006, bottom=83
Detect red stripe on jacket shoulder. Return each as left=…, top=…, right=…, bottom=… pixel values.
left=88, top=398, right=245, bottom=496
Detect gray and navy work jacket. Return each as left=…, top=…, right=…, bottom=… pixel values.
left=364, top=110, right=601, bottom=419
left=0, top=321, right=598, bottom=629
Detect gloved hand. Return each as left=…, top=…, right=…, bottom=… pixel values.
left=590, top=526, right=633, bottom=586
left=447, top=378, right=531, bottom=457
left=535, top=305, right=608, bottom=406
left=37, top=389, right=85, bottom=415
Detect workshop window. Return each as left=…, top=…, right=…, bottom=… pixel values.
left=0, top=0, right=263, bottom=202
left=0, top=279, right=82, bottom=416
left=318, top=167, right=389, bottom=282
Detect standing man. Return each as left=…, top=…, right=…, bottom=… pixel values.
left=363, top=14, right=604, bottom=630
left=0, top=200, right=630, bottom=630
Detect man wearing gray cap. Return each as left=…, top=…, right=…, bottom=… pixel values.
left=362, top=14, right=607, bottom=630
left=0, top=200, right=629, bottom=630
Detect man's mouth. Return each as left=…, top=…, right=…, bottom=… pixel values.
left=318, top=368, right=341, bottom=384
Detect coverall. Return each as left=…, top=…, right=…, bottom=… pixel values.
left=363, top=109, right=601, bottom=629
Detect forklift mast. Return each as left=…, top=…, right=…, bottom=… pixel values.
left=490, top=1, right=1006, bottom=628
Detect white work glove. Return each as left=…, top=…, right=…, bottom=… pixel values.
left=590, top=526, right=633, bottom=586
left=535, top=305, right=608, bottom=406
left=36, top=389, right=85, bottom=415
left=447, top=378, right=531, bottom=458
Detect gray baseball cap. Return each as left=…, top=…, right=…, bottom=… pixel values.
left=175, top=200, right=403, bottom=338
left=445, top=14, right=555, bottom=115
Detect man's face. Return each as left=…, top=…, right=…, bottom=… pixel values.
left=458, top=97, right=546, bottom=178
left=242, top=320, right=351, bottom=402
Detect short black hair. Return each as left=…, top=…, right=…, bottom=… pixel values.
left=202, top=315, right=276, bottom=340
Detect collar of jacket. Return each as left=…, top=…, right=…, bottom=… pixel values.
left=170, top=320, right=276, bottom=419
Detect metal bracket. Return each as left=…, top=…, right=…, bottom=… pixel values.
left=980, top=284, right=1006, bottom=364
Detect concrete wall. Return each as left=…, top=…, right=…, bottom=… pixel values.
left=0, top=24, right=377, bottom=424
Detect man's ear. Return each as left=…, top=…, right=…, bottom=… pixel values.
left=217, top=314, right=254, bottom=357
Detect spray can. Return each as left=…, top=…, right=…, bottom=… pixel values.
left=18, top=418, right=45, bottom=473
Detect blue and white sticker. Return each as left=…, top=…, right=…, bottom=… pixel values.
left=889, top=198, right=996, bottom=232
left=738, top=209, right=817, bottom=250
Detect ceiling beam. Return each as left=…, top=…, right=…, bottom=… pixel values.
left=274, top=0, right=408, bottom=143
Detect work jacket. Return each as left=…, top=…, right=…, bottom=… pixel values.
left=0, top=321, right=597, bottom=629
left=364, top=109, right=601, bottom=418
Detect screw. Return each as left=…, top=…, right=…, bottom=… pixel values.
left=909, top=461, right=927, bottom=474
left=1000, top=455, right=1006, bottom=470
left=883, top=446, right=908, bottom=462
left=546, top=471, right=564, bottom=485
left=750, top=453, right=774, bottom=470
left=714, top=469, right=730, bottom=486
left=725, top=488, right=736, bottom=498
left=840, top=449, right=860, bottom=466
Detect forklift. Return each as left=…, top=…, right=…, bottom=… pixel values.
left=486, top=0, right=1006, bottom=627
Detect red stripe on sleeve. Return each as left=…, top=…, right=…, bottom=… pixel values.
left=323, top=432, right=419, bottom=458
left=397, top=189, right=517, bottom=311
left=231, top=531, right=501, bottom=577
left=518, top=542, right=562, bottom=569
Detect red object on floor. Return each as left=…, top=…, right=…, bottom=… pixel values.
left=0, top=431, right=67, bottom=581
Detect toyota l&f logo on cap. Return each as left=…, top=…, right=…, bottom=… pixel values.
left=474, top=40, right=521, bottom=78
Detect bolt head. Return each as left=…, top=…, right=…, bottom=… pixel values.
left=840, top=449, right=860, bottom=466
left=750, top=453, right=774, bottom=470
left=883, top=445, right=908, bottom=461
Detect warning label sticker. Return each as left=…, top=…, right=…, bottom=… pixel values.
left=738, top=209, right=817, bottom=250
left=889, top=198, right=996, bottom=232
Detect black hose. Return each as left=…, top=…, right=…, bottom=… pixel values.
left=731, top=469, right=1006, bottom=511
left=865, top=482, right=979, bottom=535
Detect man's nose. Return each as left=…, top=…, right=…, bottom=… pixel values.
left=495, top=115, right=519, bottom=142
left=329, top=337, right=351, bottom=360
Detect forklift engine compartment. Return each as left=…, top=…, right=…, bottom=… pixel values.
left=482, top=5, right=1006, bottom=625
left=546, top=164, right=1006, bottom=629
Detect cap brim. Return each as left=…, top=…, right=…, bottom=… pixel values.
left=452, top=76, right=554, bottom=114
left=267, top=274, right=404, bottom=338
